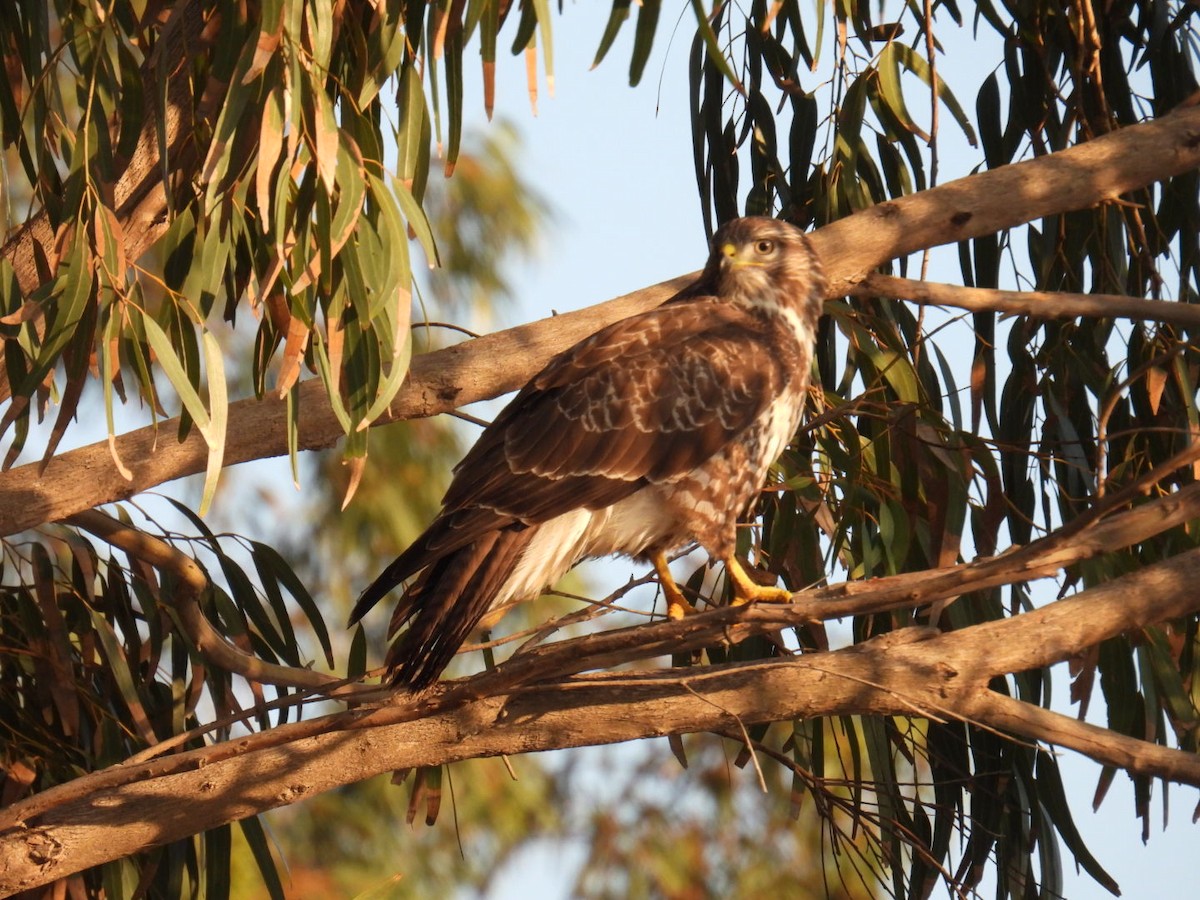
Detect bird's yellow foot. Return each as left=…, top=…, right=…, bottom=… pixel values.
left=652, top=551, right=697, bottom=620
left=725, top=554, right=793, bottom=606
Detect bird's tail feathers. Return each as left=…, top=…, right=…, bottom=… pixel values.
left=386, top=525, right=534, bottom=690
left=347, top=537, right=429, bottom=627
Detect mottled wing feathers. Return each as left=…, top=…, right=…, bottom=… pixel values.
left=349, top=300, right=782, bottom=633
left=444, top=302, right=783, bottom=516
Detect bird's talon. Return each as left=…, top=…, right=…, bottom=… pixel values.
left=724, top=554, right=793, bottom=606
left=667, top=597, right=698, bottom=620
left=731, top=584, right=794, bottom=606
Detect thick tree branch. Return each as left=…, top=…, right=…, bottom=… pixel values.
left=2, top=103, right=1198, bottom=535
left=4, top=543, right=1200, bottom=892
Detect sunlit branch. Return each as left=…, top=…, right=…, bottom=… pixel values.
left=854, top=273, right=1200, bottom=328
left=6, top=545, right=1200, bottom=892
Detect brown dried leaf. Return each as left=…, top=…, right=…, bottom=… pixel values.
left=243, top=27, right=281, bottom=84
left=326, top=310, right=344, bottom=396
left=431, top=5, right=449, bottom=60
left=483, top=60, right=496, bottom=120
left=313, top=90, right=339, bottom=195
left=1146, top=365, right=1167, bottom=415
left=275, top=317, right=310, bottom=397
left=0, top=759, right=37, bottom=807
left=341, top=454, right=366, bottom=510
left=970, top=354, right=986, bottom=433
left=257, top=87, right=286, bottom=233
left=0, top=301, right=44, bottom=325
left=108, top=433, right=134, bottom=481
left=525, top=46, right=538, bottom=116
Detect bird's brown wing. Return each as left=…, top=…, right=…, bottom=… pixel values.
left=347, top=299, right=788, bottom=631
left=441, top=298, right=786, bottom=526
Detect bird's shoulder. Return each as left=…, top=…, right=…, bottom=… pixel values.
left=528, top=297, right=769, bottom=392
left=439, top=298, right=793, bottom=501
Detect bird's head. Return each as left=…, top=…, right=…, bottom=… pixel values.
left=700, top=217, right=825, bottom=321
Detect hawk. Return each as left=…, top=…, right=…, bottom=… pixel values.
left=350, top=216, right=826, bottom=689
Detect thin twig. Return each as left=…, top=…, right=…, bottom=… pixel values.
left=855, top=273, right=1200, bottom=329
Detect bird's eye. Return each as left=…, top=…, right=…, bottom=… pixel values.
left=754, top=239, right=775, bottom=254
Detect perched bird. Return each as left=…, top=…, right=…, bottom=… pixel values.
left=350, top=216, right=826, bottom=689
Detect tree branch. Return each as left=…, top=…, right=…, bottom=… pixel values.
left=65, top=509, right=352, bottom=693
left=2, top=102, right=1198, bottom=535
left=853, top=273, right=1200, bottom=327
left=964, top=691, right=1200, bottom=786
left=4, top=538, right=1200, bottom=892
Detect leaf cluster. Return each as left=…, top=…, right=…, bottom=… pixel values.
left=0, top=500, right=332, bottom=897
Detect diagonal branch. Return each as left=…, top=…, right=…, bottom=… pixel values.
left=964, top=691, right=1200, bottom=785
left=2, top=102, right=1198, bottom=536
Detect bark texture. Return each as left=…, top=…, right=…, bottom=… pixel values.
left=3, top=543, right=1200, bottom=892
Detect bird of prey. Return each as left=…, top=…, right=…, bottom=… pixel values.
left=350, top=216, right=826, bottom=689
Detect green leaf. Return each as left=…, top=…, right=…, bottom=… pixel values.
left=286, top=382, right=300, bottom=488
left=629, top=0, right=661, bottom=87
left=361, top=323, right=412, bottom=429
left=892, top=43, right=978, bottom=147
left=202, top=39, right=259, bottom=208
left=395, top=64, right=426, bottom=185
left=689, top=0, right=743, bottom=95
left=530, top=0, right=555, bottom=88
left=204, top=823, right=232, bottom=900
left=197, top=330, right=228, bottom=516
left=87, top=606, right=159, bottom=746
left=1035, top=751, right=1120, bottom=894
left=22, top=228, right=93, bottom=394
left=444, top=12, right=465, bottom=174
left=592, top=0, right=632, bottom=68
left=876, top=43, right=929, bottom=142
left=867, top=345, right=921, bottom=403
left=239, top=816, right=286, bottom=900
left=348, top=623, right=368, bottom=679
left=250, top=541, right=334, bottom=667
left=391, top=174, right=438, bottom=266
left=140, top=310, right=211, bottom=430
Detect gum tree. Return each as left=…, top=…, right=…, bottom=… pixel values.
left=1, top=1, right=1198, bottom=896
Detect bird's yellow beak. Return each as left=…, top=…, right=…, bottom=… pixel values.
left=722, top=242, right=761, bottom=270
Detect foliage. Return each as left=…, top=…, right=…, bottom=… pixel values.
left=0, top=0, right=1198, bottom=898
left=0, top=503, right=330, bottom=896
